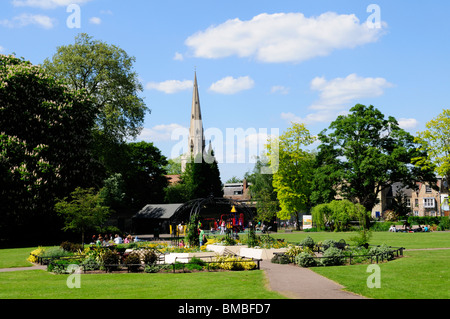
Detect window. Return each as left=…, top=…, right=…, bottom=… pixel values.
left=415, top=199, right=419, bottom=207
left=405, top=198, right=411, bottom=207
left=423, top=198, right=435, bottom=208
left=414, top=211, right=419, bottom=216
left=425, top=185, right=432, bottom=193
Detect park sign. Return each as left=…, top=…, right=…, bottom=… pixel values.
left=303, top=215, right=312, bottom=229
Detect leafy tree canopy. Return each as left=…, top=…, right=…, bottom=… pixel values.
left=312, top=104, right=436, bottom=215
left=0, top=54, right=99, bottom=242
left=43, top=33, right=149, bottom=143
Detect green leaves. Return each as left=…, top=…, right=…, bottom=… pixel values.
left=268, top=123, right=315, bottom=221
left=413, top=109, right=450, bottom=184
left=43, top=33, right=149, bottom=143
left=313, top=104, right=436, bottom=217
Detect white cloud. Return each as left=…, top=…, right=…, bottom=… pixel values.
left=185, top=12, right=386, bottom=63
left=173, top=52, right=184, bottom=61
left=137, top=124, right=187, bottom=142
left=282, top=74, right=393, bottom=125
left=209, top=76, right=254, bottom=94
left=309, top=73, right=393, bottom=110
left=398, top=118, right=419, bottom=130
left=145, top=80, right=193, bottom=94
left=0, top=13, right=55, bottom=29
left=12, top=0, right=92, bottom=9
left=89, top=17, right=101, bottom=25
left=271, top=85, right=290, bottom=94
left=0, top=46, right=5, bottom=52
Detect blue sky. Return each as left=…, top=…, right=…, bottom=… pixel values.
left=1, top=0, right=449, bottom=182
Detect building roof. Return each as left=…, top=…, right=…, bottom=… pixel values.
left=133, top=204, right=183, bottom=220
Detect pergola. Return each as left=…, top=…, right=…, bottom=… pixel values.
left=169, top=195, right=255, bottom=236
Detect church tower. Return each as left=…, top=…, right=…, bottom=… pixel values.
left=189, top=72, right=205, bottom=157
left=181, top=72, right=206, bottom=172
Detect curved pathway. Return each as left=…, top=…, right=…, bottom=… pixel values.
left=260, top=261, right=367, bottom=299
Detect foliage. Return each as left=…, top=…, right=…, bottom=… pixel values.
left=245, top=157, right=279, bottom=224
left=413, top=109, right=450, bottom=187
left=300, top=236, right=315, bottom=249
left=47, top=259, right=81, bottom=274
left=142, top=249, right=158, bottom=265
left=43, top=33, right=149, bottom=144
left=40, top=247, right=72, bottom=259
left=144, top=264, right=170, bottom=273
left=271, top=254, right=291, bottom=264
left=246, top=227, right=259, bottom=248
left=209, top=255, right=257, bottom=271
left=54, top=187, right=110, bottom=245
left=267, top=123, right=316, bottom=225
left=181, top=152, right=223, bottom=200
left=124, top=252, right=141, bottom=272
left=311, top=200, right=370, bottom=232
left=120, top=141, right=168, bottom=208
left=100, top=249, right=120, bottom=271
left=185, top=214, right=200, bottom=247
left=349, top=229, right=372, bottom=247
left=369, top=244, right=395, bottom=261
left=404, top=216, right=450, bottom=231
left=98, top=173, right=125, bottom=210
left=81, top=256, right=101, bottom=271
left=295, top=252, right=317, bottom=268
left=60, top=241, right=83, bottom=253
left=320, top=247, right=345, bottom=266
left=0, top=54, right=99, bottom=243
left=164, top=182, right=191, bottom=204
left=27, top=247, right=46, bottom=263
left=312, top=104, right=437, bottom=225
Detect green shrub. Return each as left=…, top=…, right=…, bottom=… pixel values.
left=142, top=249, right=158, bottom=265
left=60, top=241, right=83, bottom=253
left=41, top=247, right=72, bottom=258
left=300, top=236, right=315, bottom=249
left=82, top=256, right=100, bottom=271
left=101, top=249, right=120, bottom=271
left=48, top=259, right=81, bottom=274
left=437, top=217, right=450, bottom=231
left=320, top=247, right=345, bottom=266
left=124, top=252, right=141, bottom=272
left=369, top=244, right=394, bottom=261
left=271, top=254, right=291, bottom=264
left=295, top=252, right=317, bottom=268
left=321, top=239, right=337, bottom=249
left=144, top=264, right=170, bottom=273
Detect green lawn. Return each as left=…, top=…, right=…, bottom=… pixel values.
left=312, top=249, right=450, bottom=299
left=0, top=269, right=285, bottom=299
left=271, top=230, right=450, bottom=249
left=1, top=231, right=449, bottom=299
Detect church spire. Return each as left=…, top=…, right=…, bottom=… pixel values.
left=188, top=71, right=205, bottom=157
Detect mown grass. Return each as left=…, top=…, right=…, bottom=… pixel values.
left=312, top=249, right=450, bottom=299
left=0, top=269, right=285, bottom=299
left=271, top=230, right=450, bottom=249
left=1, top=231, right=449, bottom=299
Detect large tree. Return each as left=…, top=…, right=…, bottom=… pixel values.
left=0, top=54, right=99, bottom=244
left=178, top=151, right=223, bottom=201
left=312, top=104, right=436, bottom=219
left=120, top=141, right=168, bottom=208
left=413, top=109, right=450, bottom=189
left=267, top=122, right=316, bottom=228
left=245, top=157, right=279, bottom=224
left=43, top=33, right=149, bottom=176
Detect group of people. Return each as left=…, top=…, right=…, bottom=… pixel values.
left=389, top=224, right=431, bottom=233
left=91, top=233, right=137, bottom=246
